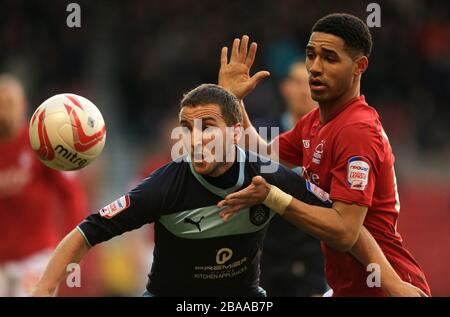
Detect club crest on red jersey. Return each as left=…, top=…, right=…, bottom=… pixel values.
left=312, top=140, right=325, bottom=164
left=347, top=156, right=370, bottom=190
left=99, top=195, right=130, bottom=219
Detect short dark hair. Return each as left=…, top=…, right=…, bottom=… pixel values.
left=311, top=13, right=373, bottom=57
left=180, top=84, right=242, bottom=125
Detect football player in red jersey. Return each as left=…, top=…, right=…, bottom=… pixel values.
left=217, top=14, right=431, bottom=296
left=0, top=74, right=88, bottom=296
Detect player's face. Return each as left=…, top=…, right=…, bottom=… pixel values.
left=0, top=83, right=25, bottom=139
left=305, top=32, right=357, bottom=105
left=179, top=104, right=239, bottom=176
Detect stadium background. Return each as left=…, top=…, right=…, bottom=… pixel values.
left=0, top=0, right=449, bottom=296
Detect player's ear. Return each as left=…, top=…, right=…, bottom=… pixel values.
left=232, top=122, right=243, bottom=145
left=354, top=56, right=369, bottom=76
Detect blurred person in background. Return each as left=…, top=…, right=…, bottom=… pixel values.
left=260, top=60, right=326, bottom=296
left=0, top=74, right=88, bottom=296
left=279, top=60, right=318, bottom=131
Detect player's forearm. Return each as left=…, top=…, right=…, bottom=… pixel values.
left=349, top=226, right=403, bottom=295
left=238, top=100, right=280, bottom=162
left=282, top=199, right=356, bottom=252
left=238, top=100, right=267, bottom=148
left=32, top=228, right=90, bottom=296
left=237, top=124, right=271, bottom=156
left=239, top=100, right=253, bottom=130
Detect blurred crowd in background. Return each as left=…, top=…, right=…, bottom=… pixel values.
left=0, top=0, right=449, bottom=296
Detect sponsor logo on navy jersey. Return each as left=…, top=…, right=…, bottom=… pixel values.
left=99, top=195, right=130, bottom=219
left=249, top=205, right=270, bottom=226
left=216, top=248, right=233, bottom=264
left=184, top=216, right=205, bottom=232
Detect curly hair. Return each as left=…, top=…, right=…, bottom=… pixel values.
left=312, top=13, right=373, bottom=57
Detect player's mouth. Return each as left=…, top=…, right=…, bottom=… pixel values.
left=309, top=78, right=327, bottom=91
left=192, top=150, right=214, bottom=163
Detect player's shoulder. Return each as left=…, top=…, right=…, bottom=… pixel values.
left=335, top=96, right=384, bottom=136
left=244, top=150, right=281, bottom=172
left=128, top=158, right=191, bottom=212
left=340, top=96, right=380, bottom=125
left=138, top=158, right=190, bottom=188
left=244, top=150, right=298, bottom=184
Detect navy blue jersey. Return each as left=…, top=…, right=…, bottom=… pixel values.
left=77, top=147, right=330, bottom=296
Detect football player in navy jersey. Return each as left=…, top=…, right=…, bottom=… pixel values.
left=32, top=84, right=407, bottom=297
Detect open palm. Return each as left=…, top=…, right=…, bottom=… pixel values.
left=219, top=35, right=270, bottom=100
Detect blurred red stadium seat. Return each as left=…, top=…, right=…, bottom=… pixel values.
left=398, top=178, right=450, bottom=296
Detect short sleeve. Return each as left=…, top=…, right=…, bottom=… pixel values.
left=329, top=123, right=384, bottom=207
left=277, top=120, right=303, bottom=167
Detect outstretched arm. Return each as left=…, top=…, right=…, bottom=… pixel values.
left=351, top=226, right=427, bottom=296
left=219, top=176, right=366, bottom=251
left=283, top=199, right=424, bottom=295
left=31, top=229, right=90, bottom=296
left=218, top=176, right=427, bottom=296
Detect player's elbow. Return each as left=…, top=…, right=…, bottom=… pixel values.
left=330, top=230, right=359, bottom=253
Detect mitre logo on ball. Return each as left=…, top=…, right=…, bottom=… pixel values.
left=29, top=93, right=106, bottom=171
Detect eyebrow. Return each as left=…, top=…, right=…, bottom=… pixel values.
left=201, top=117, right=217, bottom=123
left=179, top=116, right=218, bottom=124
left=321, top=47, right=339, bottom=56
left=306, top=45, right=339, bottom=56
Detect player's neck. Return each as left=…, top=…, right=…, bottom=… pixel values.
left=209, top=161, right=234, bottom=177
left=319, top=84, right=360, bottom=123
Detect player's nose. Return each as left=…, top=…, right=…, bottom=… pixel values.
left=309, top=57, right=323, bottom=76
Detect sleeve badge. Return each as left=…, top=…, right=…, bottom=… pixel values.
left=347, top=156, right=370, bottom=191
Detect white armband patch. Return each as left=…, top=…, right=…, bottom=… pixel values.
left=99, top=195, right=130, bottom=219
left=347, top=156, right=370, bottom=191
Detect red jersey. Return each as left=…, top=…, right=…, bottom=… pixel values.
left=0, top=126, right=87, bottom=262
left=278, top=96, right=430, bottom=296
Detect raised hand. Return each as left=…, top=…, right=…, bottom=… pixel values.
left=218, top=176, right=271, bottom=221
left=219, top=35, right=270, bottom=100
